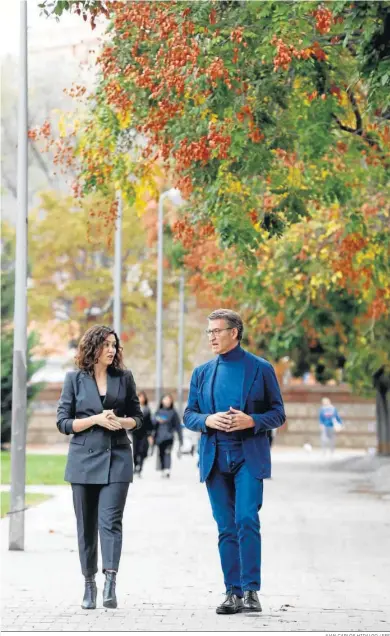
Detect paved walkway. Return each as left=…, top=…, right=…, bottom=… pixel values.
left=1, top=449, right=390, bottom=631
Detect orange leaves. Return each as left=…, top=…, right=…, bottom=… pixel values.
left=236, top=105, right=264, bottom=144
left=209, top=9, right=217, bottom=25
left=274, top=148, right=298, bottom=167
left=207, top=124, right=232, bottom=159
left=365, top=289, right=389, bottom=320
left=206, top=57, right=232, bottom=89
left=331, top=232, right=370, bottom=288
left=271, top=37, right=295, bottom=71
left=313, top=6, right=334, bottom=34
left=271, top=36, right=327, bottom=72
left=175, top=136, right=210, bottom=169
left=28, top=120, right=51, bottom=141
left=175, top=175, right=194, bottom=199
left=174, top=125, right=232, bottom=169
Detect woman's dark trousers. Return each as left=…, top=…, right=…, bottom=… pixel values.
left=133, top=437, right=148, bottom=474
left=72, top=482, right=129, bottom=576
left=158, top=440, right=173, bottom=471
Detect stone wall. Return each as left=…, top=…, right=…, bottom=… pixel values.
left=28, top=382, right=377, bottom=449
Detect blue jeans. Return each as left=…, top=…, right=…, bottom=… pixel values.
left=206, top=443, right=263, bottom=597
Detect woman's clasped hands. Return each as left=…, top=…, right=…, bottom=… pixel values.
left=95, top=410, right=123, bottom=431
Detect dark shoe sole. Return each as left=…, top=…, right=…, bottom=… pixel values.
left=82, top=604, right=96, bottom=610
left=216, top=606, right=243, bottom=614
left=242, top=605, right=262, bottom=612
left=103, top=600, right=117, bottom=609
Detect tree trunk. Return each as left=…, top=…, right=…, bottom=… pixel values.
left=373, top=368, right=390, bottom=456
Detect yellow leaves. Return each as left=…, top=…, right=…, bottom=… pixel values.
left=331, top=271, right=343, bottom=283
left=340, top=92, right=349, bottom=108
left=218, top=174, right=249, bottom=197
left=287, top=166, right=302, bottom=187
left=58, top=113, right=67, bottom=138
left=117, top=110, right=131, bottom=129
left=191, top=93, right=206, bottom=106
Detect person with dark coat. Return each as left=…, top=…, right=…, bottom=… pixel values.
left=152, top=393, right=183, bottom=478
left=184, top=309, right=285, bottom=615
left=56, top=325, right=143, bottom=611
left=132, top=391, right=154, bottom=476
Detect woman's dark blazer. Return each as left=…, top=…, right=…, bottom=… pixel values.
left=57, top=368, right=143, bottom=485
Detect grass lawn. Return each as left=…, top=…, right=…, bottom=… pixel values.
left=1, top=492, right=53, bottom=518
left=1, top=453, right=67, bottom=485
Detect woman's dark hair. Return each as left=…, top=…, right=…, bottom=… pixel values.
left=75, top=325, right=124, bottom=375
left=138, top=391, right=149, bottom=406
left=159, top=393, right=174, bottom=410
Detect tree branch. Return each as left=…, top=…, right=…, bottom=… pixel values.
left=279, top=290, right=311, bottom=337
left=332, top=89, right=379, bottom=149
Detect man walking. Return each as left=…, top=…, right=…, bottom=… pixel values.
left=184, top=309, right=285, bottom=614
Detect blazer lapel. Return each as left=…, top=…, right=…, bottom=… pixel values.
left=240, top=353, right=260, bottom=411
left=82, top=372, right=104, bottom=414
left=205, top=358, right=218, bottom=414
left=104, top=371, right=121, bottom=410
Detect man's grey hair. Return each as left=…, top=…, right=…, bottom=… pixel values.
left=208, top=308, right=244, bottom=342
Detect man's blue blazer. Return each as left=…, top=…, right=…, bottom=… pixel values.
left=184, top=349, right=286, bottom=482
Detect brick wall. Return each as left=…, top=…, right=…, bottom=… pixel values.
left=28, top=382, right=376, bottom=449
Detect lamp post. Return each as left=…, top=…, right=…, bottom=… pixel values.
left=113, top=191, right=122, bottom=336
left=155, top=188, right=184, bottom=407
left=177, top=273, right=185, bottom=419
left=9, top=0, right=28, bottom=551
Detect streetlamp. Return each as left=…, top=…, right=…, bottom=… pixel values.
left=177, top=273, right=185, bottom=419
left=9, top=0, right=28, bottom=551
left=155, top=188, right=184, bottom=407
left=113, top=190, right=122, bottom=336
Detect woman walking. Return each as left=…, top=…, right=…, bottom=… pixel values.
left=153, top=393, right=183, bottom=478
left=318, top=397, right=342, bottom=454
left=56, top=325, right=143, bottom=610
left=132, top=391, right=154, bottom=477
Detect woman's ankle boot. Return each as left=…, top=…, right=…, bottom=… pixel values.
left=103, top=571, right=117, bottom=608
left=82, top=575, right=97, bottom=610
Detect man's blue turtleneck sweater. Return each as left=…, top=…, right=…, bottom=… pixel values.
left=213, top=344, right=245, bottom=442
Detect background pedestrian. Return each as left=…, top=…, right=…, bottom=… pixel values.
left=132, top=391, right=154, bottom=477
left=153, top=393, right=183, bottom=478
left=319, top=397, right=343, bottom=454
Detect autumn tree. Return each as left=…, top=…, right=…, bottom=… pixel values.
left=39, top=1, right=390, bottom=450
left=27, top=190, right=170, bottom=352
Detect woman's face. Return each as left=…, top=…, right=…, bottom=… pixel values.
left=138, top=393, right=146, bottom=406
left=162, top=395, right=172, bottom=409
left=97, top=334, right=117, bottom=367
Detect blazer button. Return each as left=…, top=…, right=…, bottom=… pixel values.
left=88, top=449, right=93, bottom=453
left=106, top=448, right=110, bottom=452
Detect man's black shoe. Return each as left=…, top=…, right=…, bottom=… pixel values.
left=216, top=592, right=244, bottom=614
left=243, top=591, right=262, bottom=612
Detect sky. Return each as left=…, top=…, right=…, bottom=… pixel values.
left=0, top=0, right=104, bottom=57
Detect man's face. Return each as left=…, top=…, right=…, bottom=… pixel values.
left=207, top=319, right=238, bottom=355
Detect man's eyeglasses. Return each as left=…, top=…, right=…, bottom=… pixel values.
left=205, top=328, right=233, bottom=338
